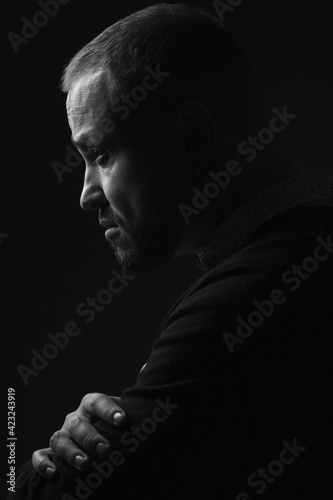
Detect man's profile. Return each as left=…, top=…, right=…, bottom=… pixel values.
left=11, top=3, right=333, bottom=499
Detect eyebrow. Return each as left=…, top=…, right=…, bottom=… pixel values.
left=70, top=134, right=95, bottom=151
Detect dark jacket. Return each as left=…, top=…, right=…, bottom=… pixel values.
left=11, top=205, right=333, bottom=499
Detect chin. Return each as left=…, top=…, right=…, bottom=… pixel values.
left=109, top=220, right=183, bottom=274
left=114, top=246, right=173, bottom=275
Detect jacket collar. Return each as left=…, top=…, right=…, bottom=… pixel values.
left=197, top=169, right=333, bottom=271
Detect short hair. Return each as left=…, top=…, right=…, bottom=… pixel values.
left=62, top=3, right=265, bottom=133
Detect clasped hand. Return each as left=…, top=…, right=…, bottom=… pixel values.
left=32, top=393, right=126, bottom=480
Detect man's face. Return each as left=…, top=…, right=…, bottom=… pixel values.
left=67, top=71, right=189, bottom=274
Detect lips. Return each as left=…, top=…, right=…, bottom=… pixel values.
left=105, top=227, right=121, bottom=242
left=99, top=218, right=118, bottom=230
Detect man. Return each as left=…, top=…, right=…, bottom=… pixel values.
left=12, top=3, right=333, bottom=499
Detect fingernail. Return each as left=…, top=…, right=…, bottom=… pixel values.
left=74, top=455, right=88, bottom=469
left=96, top=442, right=110, bottom=456
left=112, top=412, right=125, bottom=425
left=46, top=467, right=56, bottom=476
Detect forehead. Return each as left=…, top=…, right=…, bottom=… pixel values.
left=66, top=71, right=111, bottom=138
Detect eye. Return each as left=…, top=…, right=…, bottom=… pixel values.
left=91, top=148, right=108, bottom=166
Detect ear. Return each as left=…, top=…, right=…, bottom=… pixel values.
left=176, top=100, right=216, bottom=170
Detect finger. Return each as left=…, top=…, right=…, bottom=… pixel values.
left=49, top=431, right=91, bottom=471
left=80, top=393, right=127, bottom=426
left=32, top=447, right=58, bottom=480
left=109, top=396, right=121, bottom=404
left=63, top=412, right=111, bottom=458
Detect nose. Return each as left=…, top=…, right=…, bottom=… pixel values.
left=80, top=167, right=107, bottom=210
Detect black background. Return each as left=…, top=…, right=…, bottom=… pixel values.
left=2, top=0, right=332, bottom=485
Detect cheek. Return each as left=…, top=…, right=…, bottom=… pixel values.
left=103, top=181, right=135, bottom=222
left=102, top=163, right=145, bottom=223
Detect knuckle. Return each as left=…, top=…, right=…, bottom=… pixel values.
left=65, top=411, right=75, bottom=424
left=49, top=431, right=61, bottom=449
left=81, top=392, right=96, bottom=407
left=64, top=449, right=76, bottom=465
left=32, top=449, right=48, bottom=471
left=32, top=449, right=41, bottom=465
left=36, top=456, right=46, bottom=469
left=66, top=414, right=81, bottom=433
left=82, top=433, right=95, bottom=450
left=89, top=393, right=104, bottom=408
